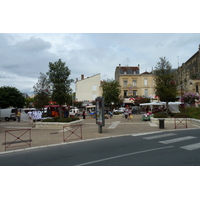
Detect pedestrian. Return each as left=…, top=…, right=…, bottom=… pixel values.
left=27, top=110, right=33, bottom=125
left=124, top=107, right=129, bottom=121
left=129, top=108, right=133, bottom=121
left=16, top=109, right=21, bottom=122
left=109, top=111, right=113, bottom=119
left=82, top=110, right=86, bottom=119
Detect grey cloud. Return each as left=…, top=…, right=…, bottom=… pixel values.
left=14, top=37, right=52, bottom=52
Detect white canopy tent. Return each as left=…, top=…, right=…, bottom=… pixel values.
left=139, top=102, right=182, bottom=113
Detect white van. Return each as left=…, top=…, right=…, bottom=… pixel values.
left=0, top=108, right=17, bottom=121
left=69, top=108, right=80, bottom=117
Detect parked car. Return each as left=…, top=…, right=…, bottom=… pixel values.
left=116, top=107, right=125, bottom=113
left=69, top=108, right=80, bottom=117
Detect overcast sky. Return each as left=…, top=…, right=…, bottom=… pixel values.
left=1, top=33, right=200, bottom=95
left=1, top=1, right=200, bottom=96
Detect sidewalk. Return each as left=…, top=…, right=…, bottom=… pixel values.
left=0, top=114, right=198, bottom=153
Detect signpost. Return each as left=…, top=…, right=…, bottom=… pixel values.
left=95, top=97, right=105, bottom=133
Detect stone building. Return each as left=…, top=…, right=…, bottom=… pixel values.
left=115, top=64, right=156, bottom=104
left=174, top=45, right=200, bottom=98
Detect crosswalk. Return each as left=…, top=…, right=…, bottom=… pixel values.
left=141, top=133, right=200, bottom=151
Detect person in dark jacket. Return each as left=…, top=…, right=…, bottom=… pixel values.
left=82, top=110, right=86, bottom=119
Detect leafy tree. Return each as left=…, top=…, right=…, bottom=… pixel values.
left=33, top=72, right=51, bottom=110
left=102, top=79, right=121, bottom=109
left=0, top=86, right=25, bottom=108
left=47, top=59, right=73, bottom=118
left=134, top=97, right=150, bottom=106
left=25, top=97, right=34, bottom=108
left=154, top=57, right=177, bottom=116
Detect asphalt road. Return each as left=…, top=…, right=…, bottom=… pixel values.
left=1, top=128, right=200, bottom=166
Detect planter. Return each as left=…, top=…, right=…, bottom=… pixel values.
left=34, top=119, right=84, bottom=129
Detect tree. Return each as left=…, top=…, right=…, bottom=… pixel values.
left=102, top=79, right=121, bottom=109
left=33, top=72, right=51, bottom=111
left=0, top=86, right=25, bottom=108
left=134, top=97, right=151, bottom=106
left=47, top=59, right=73, bottom=118
left=154, top=57, right=177, bottom=116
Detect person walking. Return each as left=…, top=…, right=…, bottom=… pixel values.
left=82, top=110, right=86, bottom=119
left=16, top=109, right=21, bottom=122
left=27, top=110, right=33, bottom=125
left=129, top=108, right=133, bottom=121
left=124, top=107, right=129, bottom=121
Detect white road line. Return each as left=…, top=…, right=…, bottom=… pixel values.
left=108, top=121, right=120, bottom=129
left=181, top=142, right=200, bottom=151
left=159, top=136, right=196, bottom=144
left=143, top=133, right=177, bottom=140
left=76, top=146, right=173, bottom=166
left=148, top=121, right=158, bottom=127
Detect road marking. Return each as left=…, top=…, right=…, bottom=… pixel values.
left=181, top=142, right=200, bottom=151
left=108, top=121, right=120, bottom=129
left=159, top=136, right=196, bottom=144
left=76, top=146, right=173, bottom=166
left=143, top=133, right=177, bottom=140
left=148, top=121, right=158, bottom=127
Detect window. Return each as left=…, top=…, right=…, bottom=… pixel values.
left=127, top=69, right=132, bottom=74
left=119, top=69, right=124, bottom=74
left=144, top=78, right=148, bottom=86
left=144, top=89, right=148, bottom=96
left=133, top=90, right=137, bottom=97
left=133, top=80, right=137, bottom=86
left=123, top=80, right=128, bottom=87
left=124, top=90, right=128, bottom=97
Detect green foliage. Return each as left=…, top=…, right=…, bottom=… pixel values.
left=181, top=107, right=200, bottom=119
left=102, top=79, right=121, bottom=108
left=0, top=86, right=25, bottom=108
left=154, top=57, right=177, bottom=102
left=134, top=97, right=150, bottom=106
left=42, top=117, right=79, bottom=122
left=47, top=59, right=73, bottom=106
left=47, top=59, right=73, bottom=118
left=154, top=113, right=168, bottom=118
left=73, top=101, right=83, bottom=108
left=25, top=97, right=34, bottom=108
left=33, top=72, right=51, bottom=110
left=170, top=113, right=189, bottom=118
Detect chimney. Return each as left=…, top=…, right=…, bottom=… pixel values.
left=81, top=74, right=84, bottom=80
left=119, top=64, right=121, bottom=67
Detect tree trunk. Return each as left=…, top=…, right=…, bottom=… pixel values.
left=166, top=101, right=169, bottom=117
left=59, top=104, right=62, bottom=119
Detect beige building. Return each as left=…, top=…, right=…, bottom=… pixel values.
left=174, top=45, right=200, bottom=98
left=115, top=64, right=156, bottom=104
left=75, top=73, right=102, bottom=102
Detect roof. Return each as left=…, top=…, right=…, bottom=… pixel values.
left=141, top=71, right=152, bottom=74
left=116, top=66, right=139, bottom=70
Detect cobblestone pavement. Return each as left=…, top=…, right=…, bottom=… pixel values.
left=0, top=114, right=198, bottom=153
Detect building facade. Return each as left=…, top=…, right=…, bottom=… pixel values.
left=115, top=64, right=156, bottom=104
left=174, top=45, right=200, bottom=98
left=75, top=73, right=102, bottom=102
